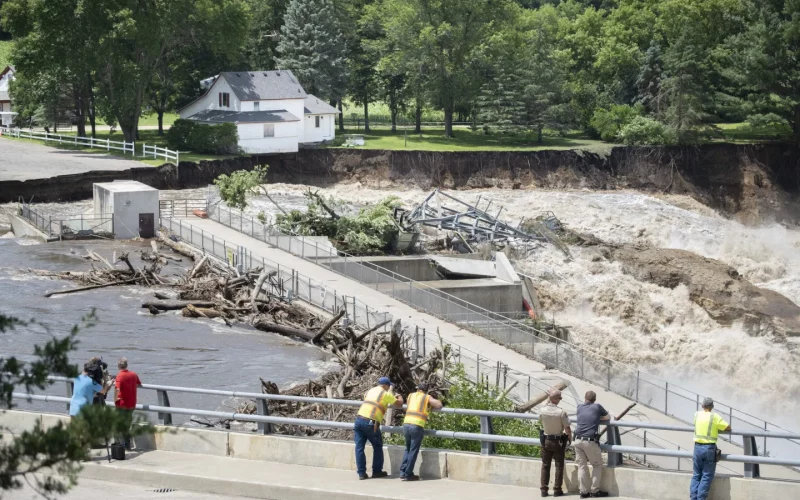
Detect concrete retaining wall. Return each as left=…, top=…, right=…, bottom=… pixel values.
left=9, top=214, right=53, bottom=242
left=1, top=409, right=795, bottom=500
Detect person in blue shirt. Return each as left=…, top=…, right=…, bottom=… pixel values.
left=69, top=363, right=110, bottom=417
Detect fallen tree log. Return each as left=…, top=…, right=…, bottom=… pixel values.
left=45, top=278, right=140, bottom=298
left=514, top=381, right=568, bottom=413
left=254, top=320, right=316, bottom=341
left=158, top=231, right=202, bottom=261
left=182, top=304, right=224, bottom=319
left=333, top=320, right=391, bottom=350
left=142, top=300, right=216, bottom=311
left=311, top=308, right=346, bottom=344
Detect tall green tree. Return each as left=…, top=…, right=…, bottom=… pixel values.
left=276, top=0, right=347, bottom=101
left=729, top=0, right=800, bottom=145
left=635, top=40, right=664, bottom=114
left=245, top=0, right=290, bottom=70
left=375, top=0, right=515, bottom=137
left=477, top=66, right=526, bottom=134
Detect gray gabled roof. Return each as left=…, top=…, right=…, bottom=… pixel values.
left=186, top=109, right=301, bottom=124
left=222, top=70, right=307, bottom=101
left=304, top=95, right=339, bottom=115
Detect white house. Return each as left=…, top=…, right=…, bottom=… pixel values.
left=178, top=70, right=338, bottom=153
left=0, top=66, right=17, bottom=128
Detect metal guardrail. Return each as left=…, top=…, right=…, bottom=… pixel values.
left=206, top=204, right=800, bottom=462
left=142, top=143, right=179, bottom=164
left=19, top=200, right=113, bottom=240
left=159, top=199, right=208, bottom=218
left=15, top=387, right=800, bottom=478
left=9, top=127, right=134, bottom=154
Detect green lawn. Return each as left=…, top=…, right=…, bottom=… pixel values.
left=0, top=40, right=12, bottom=68
left=333, top=127, right=615, bottom=152
left=712, top=122, right=791, bottom=143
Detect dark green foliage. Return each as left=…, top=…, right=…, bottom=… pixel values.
left=478, top=68, right=526, bottom=135
left=276, top=193, right=401, bottom=254
left=276, top=0, right=347, bottom=100
left=166, top=119, right=239, bottom=155
left=388, top=365, right=542, bottom=457
left=214, top=165, right=270, bottom=212
left=590, top=104, right=642, bottom=141
left=618, top=116, right=676, bottom=146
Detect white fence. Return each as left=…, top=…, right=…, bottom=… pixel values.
left=8, top=127, right=134, bottom=154
left=142, top=143, right=180, bottom=164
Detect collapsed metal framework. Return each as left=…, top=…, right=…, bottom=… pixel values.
left=397, top=189, right=569, bottom=256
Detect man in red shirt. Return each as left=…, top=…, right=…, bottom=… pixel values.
left=114, top=357, right=142, bottom=450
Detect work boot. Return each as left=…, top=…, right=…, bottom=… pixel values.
left=404, top=474, right=420, bottom=481
left=540, top=489, right=549, bottom=497
left=580, top=493, right=591, bottom=499
left=358, top=474, right=369, bottom=480
left=591, top=492, right=609, bottom=498
left=553, top=491, right=564, bottom=497
left=372, top=471, right=388, bottom=478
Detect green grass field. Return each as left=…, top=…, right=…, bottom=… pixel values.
left=334, top=126, right=614, bottom=152
left=713, top=122, right=791, bottom=143
left=0, top=40, right=12, bottom=68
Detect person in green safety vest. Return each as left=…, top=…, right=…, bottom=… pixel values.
left=690, top=397, right=731, bottom=500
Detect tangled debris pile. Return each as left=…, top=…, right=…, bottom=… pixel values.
left=396, top=189, right=570, bottom=258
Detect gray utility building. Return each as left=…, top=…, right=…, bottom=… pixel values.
left=93, top=181, right=159, bottom=239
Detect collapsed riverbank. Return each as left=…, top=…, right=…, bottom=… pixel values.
left=2, top=143, right=798, bottom=225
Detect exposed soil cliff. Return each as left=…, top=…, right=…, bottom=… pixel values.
left=2, top=144, right=798, bottom=225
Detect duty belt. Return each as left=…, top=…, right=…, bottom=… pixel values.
left=575, top=435, right=599, bottom=442
left=544, top=435, right=564, bottom=441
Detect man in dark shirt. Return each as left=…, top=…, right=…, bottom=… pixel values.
left=574, top=391, right=611, bottom=498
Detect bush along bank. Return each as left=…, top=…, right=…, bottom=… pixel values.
left=166, top=119, right=239, bottom=155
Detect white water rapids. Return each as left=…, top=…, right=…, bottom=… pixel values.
left=247, top=183, right=800, bottom=429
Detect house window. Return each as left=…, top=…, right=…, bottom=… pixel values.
left=264, top=124, right=274, bottom=137
left=315, top=116, right=321, bottom=128
left=253, top=102, right=260, bottom=111
left=218, top=92, right=230, bottom=108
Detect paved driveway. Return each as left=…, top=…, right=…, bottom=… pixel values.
left=0, top=138, right=141, bottom=181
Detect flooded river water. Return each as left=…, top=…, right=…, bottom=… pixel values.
left=0, top=236, right=334, bottom=419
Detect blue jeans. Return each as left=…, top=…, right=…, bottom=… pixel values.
left=400, top=424, right=425, bottom=477
left=690, top=443, right=717, bottom=500
left=354, top=417, right=384, bottom=476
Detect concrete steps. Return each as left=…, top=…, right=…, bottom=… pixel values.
left=80, top=449, right=643, bottom=500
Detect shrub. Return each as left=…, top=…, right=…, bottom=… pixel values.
left=618, top=116, right=676, bottom=146
left=166, top=119, right=239, bottom=154
left=590, top=104, right=643, bottom=142
left=214, top=165, right=269, bottom=211
left=387, top=365, right=542, bottom=458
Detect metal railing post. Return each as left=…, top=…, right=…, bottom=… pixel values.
left=64, top=379, right=74, bottom=413
left=156, top=389, right=173, bottom=425
left=256, top=399, right=273, bottom=435
left=665, top=382, right=669, bottom=415
left=479, top=416, right=496, bottom=456
left=606, top=424, right=623, bottom=467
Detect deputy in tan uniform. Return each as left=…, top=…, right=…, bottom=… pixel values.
left=538, top=389, right=572, bottom=497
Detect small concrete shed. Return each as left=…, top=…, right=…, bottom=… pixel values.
left=93, top=181, right=159, bottom=239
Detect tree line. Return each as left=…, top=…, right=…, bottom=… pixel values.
left=1, top=0, right=798, bottom=145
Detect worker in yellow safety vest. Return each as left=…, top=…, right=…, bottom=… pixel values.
left=400, top=381, right=443, bottom=481
left=690, top=397, right=731, bottom=500
left=354, top=376, right=404, bottom=480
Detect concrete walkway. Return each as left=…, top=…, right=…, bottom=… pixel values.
left=174, top=216, right=796, bottom=479
left=6, top=477, right=245, bottom=500
left=79, top=449, right=643, bottom=500
left=0, top=137, right=139, bottom=181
